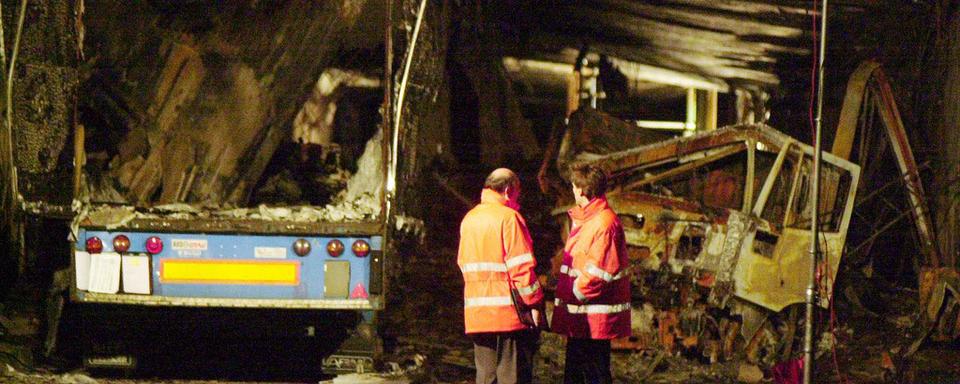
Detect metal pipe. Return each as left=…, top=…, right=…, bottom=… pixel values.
left=386, top=0, right=428, bottom=197
left=2, top=0, right=28, bottom=272
left=803, top=0, right=828, bottom=382
left=6, top=0, right=27, bottom=201
left=380, top=0, right=394, bottom=312
left=382, top=0, right=393, bottom=218
left=0, top=1, right=6, bottom=220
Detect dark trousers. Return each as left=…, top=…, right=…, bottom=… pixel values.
left=471, top=330, right=539, bottom=384
left=563, top=338, right=612, bottom=384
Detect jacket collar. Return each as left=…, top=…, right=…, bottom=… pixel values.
left=568, top=196, right=609, bottom=223
left=480, top=188, right=508, bottom=206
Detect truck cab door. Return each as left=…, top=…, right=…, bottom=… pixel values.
left=735, top=142, right=860, bottom=312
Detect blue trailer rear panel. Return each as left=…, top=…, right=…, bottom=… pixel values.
left=72, top=229, right=383, bottom=309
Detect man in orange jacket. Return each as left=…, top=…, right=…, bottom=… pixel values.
left=458, top=168, right=544, bottom=384
left=551, top=164, right=630, bottom=384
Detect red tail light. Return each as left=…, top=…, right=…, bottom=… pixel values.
left=145, top=236, right=163, bottom=254
left=327, top=239, right=344, bottom=257
left=112, top=235, right=131, bottom=253
left=85, top=237, right=103, bottom=254
left=352, top=239, right=370, bottom=257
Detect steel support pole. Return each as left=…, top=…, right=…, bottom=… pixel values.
left=803, top=0, right=828, bottom=383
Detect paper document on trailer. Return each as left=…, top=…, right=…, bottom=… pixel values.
left=122, top=255, right=151, bottom=294
left=75, top=251, right=91, bottom=290
left=88, top=252, right=121, bottom=294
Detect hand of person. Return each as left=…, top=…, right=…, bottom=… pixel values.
left=531, top=308, right=541, bottom=328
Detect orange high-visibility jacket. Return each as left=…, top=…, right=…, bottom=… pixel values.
left=551, top=196, right=631, bottom=339
left=458, top=188, right=544, bottom=334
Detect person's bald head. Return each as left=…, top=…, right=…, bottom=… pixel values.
left=484, top=168, right=520, bottom=196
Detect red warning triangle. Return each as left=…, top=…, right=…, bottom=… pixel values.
left=350, top=282, right=369, bottom=299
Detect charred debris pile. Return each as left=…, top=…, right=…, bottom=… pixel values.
left=70, top=1, right=390, bottom=224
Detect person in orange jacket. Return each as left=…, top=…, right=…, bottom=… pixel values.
left=552, top=164, right=630, bottom=384
left=458, top=168, right=545, bottom=384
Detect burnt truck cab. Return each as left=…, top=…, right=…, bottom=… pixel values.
left=548, top=114, right=859, bottom=359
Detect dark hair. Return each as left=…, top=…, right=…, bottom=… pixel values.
left=569, top=164, right=607, bottom=199
left=484, top=169, right=519, bottom=194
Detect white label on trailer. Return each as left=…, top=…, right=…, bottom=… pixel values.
left=171, top=239, right=208, bottom=251
left=254, top=247, right=287, bottom=259
left=75, top=251, right=91, bottom=290
left=121, top=254, right=151, bottom=294
left=88, top=252, right=121, bottom=294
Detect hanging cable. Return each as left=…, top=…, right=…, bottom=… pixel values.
left=385, top=0, right=428, bottom=223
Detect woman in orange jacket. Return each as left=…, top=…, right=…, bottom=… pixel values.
left=552, top=164, right=631, bottom=384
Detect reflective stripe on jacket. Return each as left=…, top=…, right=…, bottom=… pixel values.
left=551, top=196, right=631, bottom=339
left=458, top=188, right=544, bottom=333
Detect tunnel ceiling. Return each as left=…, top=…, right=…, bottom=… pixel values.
left=496, top=0, right=874, bottom=91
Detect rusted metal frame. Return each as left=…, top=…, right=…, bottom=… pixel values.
left=73, top=124, right=86, bottom=199
left=878, top=195, right=901, bottom=214
left=847, top=207, right=917, bottom=258
left=870, top=72, right=944, bottom=266
left=855, top=91, right=869, bottom=164
left=782, top=149, right=806, bottom=228
left=752, top=140, right=793, bottom=217
left=854, top=170, right=912, bottom=209
left=621, top=144, right=746, bottom=191
left=857, top=127, right=888, bottom=191
left=854, top=204, right=894, bottom=259
left=615, top=190, right=704, bottom=214
left=743, top=138, right=756, bottom=213
left=611, top=142, right=748, bottom=191
left=609, top=157, right=678, bottom=192
left=537, top=119, right=565, bottom=194
left=587, top=126, right=793, bottom=195
left=775, top=136, right=860, bottom=235
left=857, top=192, right=916, bottom=259
left=581, top=126, right=753, bottom=176
left=832, top=60, right=881, bottom=160
left=855, top=89, right=876, bottom=167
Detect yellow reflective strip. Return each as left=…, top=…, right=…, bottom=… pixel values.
left=160, top=259, right=300, bottom=285
left=585, top=263, right=614, bottom=282
left=504, top=253, right=533, bottom=269
left=516, top=281, right=541, bottom=296
left=564, top=264, right=628, bottom=281
left=461, top=262, right=508, bottom=273
left=464, top=296, right=513, bottom=308
left=565, top=302, right=631, bottom=314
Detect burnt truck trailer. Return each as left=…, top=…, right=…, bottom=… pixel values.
left=67, top=60, right=397, bottom=379
left=70, top=160, right=390, bottom=373
left=0, top=1, right=414, bottom=375
left=541, top=108, right=860, bottom=365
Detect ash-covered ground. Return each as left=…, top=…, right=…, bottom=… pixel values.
left=3, top=168, right=960, bottom=384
